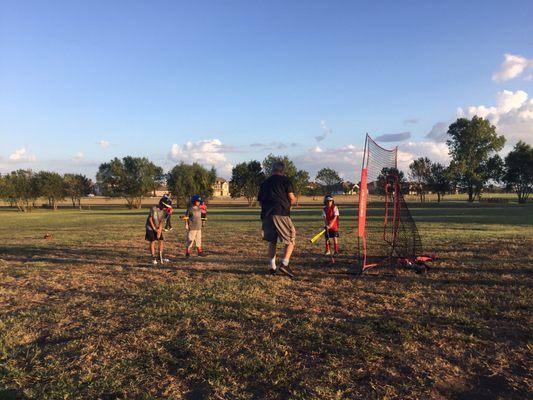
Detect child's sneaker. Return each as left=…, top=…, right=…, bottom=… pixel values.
left=324, top=250, right=331, bottom=256
left=333, top=251, right=339, bottom=257
left=151, top=258, right=158, bottom=265
left=268, top=267, right=277, bottom=275
left=185, top=252, right=190, bottom=258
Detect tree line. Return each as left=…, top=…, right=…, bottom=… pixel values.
left=0, top=153, right=348, bottom=211
left=0, top=157, right=219, bottom=212
left=230, top=118, right=532, bottom=205
left=407, top=117, right=532, bottom=203
left=1, top=117, right=531, bottom=211
left=229, top=154, right=348, bottom=206
left=0, top=171, right=92, bottom=212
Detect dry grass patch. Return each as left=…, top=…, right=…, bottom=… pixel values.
left=1, top=203, right=532, bottom=399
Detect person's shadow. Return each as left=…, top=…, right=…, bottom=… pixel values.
left=0, top=388, right=29, bottom=399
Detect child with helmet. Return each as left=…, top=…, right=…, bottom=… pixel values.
left=145, top=197, right=170, bottom=265
left=322, top=194, right=340, bottom=256
left=184, top=194, right=206, bottom=257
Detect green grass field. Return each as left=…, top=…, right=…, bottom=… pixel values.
left=1, top=201, right=532, bottom=399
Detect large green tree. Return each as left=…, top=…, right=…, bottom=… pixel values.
left=262, top=154, right=298, bottom=179
left=503, top=141, right=533, bottom=204
left=64, top=173, right=92, bottom=209
left=97, top=156, right=164, bottom=208
left=483, top=154, right=505, bottom=184
left=230, top=161, right=265, bottom=206
left=167, top=162, right=216, bottom=207
left=0, top=170, right=38, bottom=212
left=375, top=167, right=408, bottom=196
left=0, top=173, right=12, bottom=208
left=34, top=171, right=65, bottom=210
left=261, top=154, right=309, bottom=204
left=291, top=170, right=310, bottom=206
left=427, top=162, right=451, bottom=203
left=409, top=157, right=432, bottom=202
left=315, top=167, right=342, bottom=195
left=446, top=116, right=506, bottom=202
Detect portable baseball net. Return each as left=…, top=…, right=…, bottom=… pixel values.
left=357, top=134, right=432, bottom=273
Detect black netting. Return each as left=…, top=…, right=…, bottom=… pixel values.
left=365, top=137, right=398, bottom=182
left=393, top=192, right=423, bottom=261
left=358, top=135, right=398, bottom=268
left=358, top=134, right=424, bottom=270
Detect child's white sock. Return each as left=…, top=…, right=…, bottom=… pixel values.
left=281, top=259, right=289, bottom=267
left=270, top=257, right=276, bottom=269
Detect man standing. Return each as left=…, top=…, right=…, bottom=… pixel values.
left=258, top=161, right=297, bottom=276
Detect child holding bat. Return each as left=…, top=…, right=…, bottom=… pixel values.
left=145, top=198, right=170, bottom=265
left=322, top=194, right=340, bottom=256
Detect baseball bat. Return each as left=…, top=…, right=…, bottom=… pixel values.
left=309, top=229, right=326, bottom=243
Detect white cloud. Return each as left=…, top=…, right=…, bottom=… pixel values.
left=8, top=148, right=36, bottom=162
left=97, top=140, right=110, bottom=148
left=496, top=90, right=528, bottom=114
left=73, top=152, right=85, bottom=162
left=289, top=139, right=454, bottom=182
left=458, top=89, right=533, bottom=142
left=315, top=120, right=332, bottom=142
left=460, top=105, right=498, bottom=121
left=426, top=122, right=449, bottom=142
left=492, top=53, right=533, bottom=82
left=374, top=132, right=411, bottom=142
left=250, top=141, right=298, bottom=151
left=168, top=139, right=233, bottom=177
left=168, top=143, right=183, bottom=159
left=397, top=141, right=450, bottom=171
left=293, top=144, right=364, bottom=181
left=148, top=133, right=468, bottom=184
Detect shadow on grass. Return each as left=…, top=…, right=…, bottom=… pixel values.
left=434, top=265, right=533, bottom=275
left=0, top=389, right=29, bottom=400
left=0, top=245, right=137, bottom=266
left=82, top=210, right=149, bottom=216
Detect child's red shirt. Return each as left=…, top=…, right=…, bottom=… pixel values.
left=322, top=205, right=340, bottom=231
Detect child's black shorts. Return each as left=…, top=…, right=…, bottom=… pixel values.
left=325, top=229, right=340, bottom=239
left=145, top=228, right=164, bottom=242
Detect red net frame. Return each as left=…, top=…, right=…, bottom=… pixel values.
left=356, top=134, right=432, bottom=272
left=357, top=134, right=398, bottom=271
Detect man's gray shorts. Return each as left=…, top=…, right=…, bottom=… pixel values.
left=262, top=215, right=296, bottom=245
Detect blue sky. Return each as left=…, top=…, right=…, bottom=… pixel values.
left=1, top=0, right=532, bottom=180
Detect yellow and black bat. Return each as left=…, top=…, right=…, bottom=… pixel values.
left=309, top=229, right=326, bottom=244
